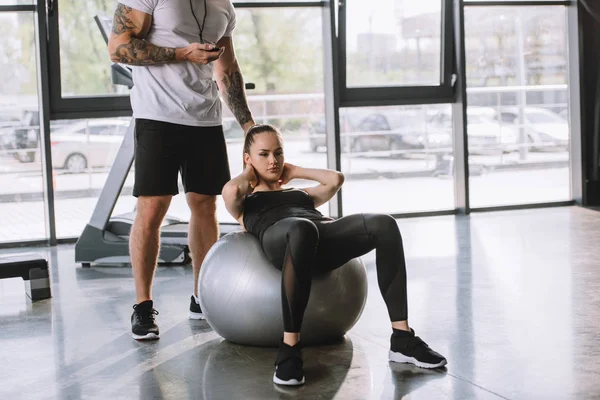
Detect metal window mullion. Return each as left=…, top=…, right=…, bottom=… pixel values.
left=453, top=0, right=470, bottom=214
left=51, top=97, right=132, bottom=120
left=46, top=0, right=64, bottom=120
left=338, top=0, right=347, bottom=107
left=233, top=1, right=325, bottom=7
left=464, top=0, right=570, bottom=6
left=323, top=0, right=342, bottom=218
left=470, top=200, right=575, bottom=213
left=0, top=5, right=36, bottom=12
left=340, top=86, right=456, bottom=108
left=35, top=0, right=57, bottom=245
left=441, top=0, right=455, bottom=86
left=51, top=108, right=133, bottom=121
left=567, top=0, right=583, bottom=204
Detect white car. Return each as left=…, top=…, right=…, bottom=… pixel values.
left=427, top=107, right=519, bottom=154
left=50, top=119, right=130, bottom=173
left=499, top=107, right=569, bottom=152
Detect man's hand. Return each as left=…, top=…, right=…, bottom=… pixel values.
left=179, top=43, right=225, bottom=65
left=278, top=163, right=298, bottom=185
left=242, top=121, right=256, bottom=134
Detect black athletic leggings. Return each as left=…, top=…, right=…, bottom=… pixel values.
left=260, top=213, right=408, bottom=333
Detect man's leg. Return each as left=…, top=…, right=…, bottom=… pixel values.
left=180, top=125, right=231, bottom=318
left=186, top=193, right=218, bottom=298
left=130, top=195, right=172, bottom=303
left=130, top=118, right=181, bottom=340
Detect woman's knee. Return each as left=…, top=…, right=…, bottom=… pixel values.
left=364, top=214, right=401, bottom=239
left=287, top=218, right=319, bottom=244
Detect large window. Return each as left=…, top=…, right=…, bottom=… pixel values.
left=340, top=0, right=453, bottom=106
left=47, top=0, right=130, bottom=119
left=334, top=0, right=456, bottom=215
left=47, top=1, right=326, bottom=119
left=1, top=0, right=579, bottom=245
left=346, top=0, right=442, bottom=88
left=50, top=117, right=132, bottom=238
left=50, top=6, right=327, bottom=234
left=339, top=104, right=455, bottom=215
left=464, top=6, right=570, bottom=207
left=57, top=0, right=127, bottom=97
left=0, top=10, right=45, bottom=243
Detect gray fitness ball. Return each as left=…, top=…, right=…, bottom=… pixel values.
left=198, top=231, right=368, bottom=347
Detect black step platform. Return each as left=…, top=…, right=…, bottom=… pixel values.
left=0, top=254, right=51, bottom=301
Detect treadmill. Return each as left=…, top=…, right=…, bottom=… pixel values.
left=75, top=16, right=245, bottom=266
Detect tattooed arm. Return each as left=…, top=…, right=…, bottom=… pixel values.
left=214, top=37, right=255, bottom=132
left=108, top=4, right=224, bottom=66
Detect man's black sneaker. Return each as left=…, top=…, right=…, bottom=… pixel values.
left=131, top=300, right=159, bottom=340
left=389, top=328, right=447, bottom=368
left=189, top=295, right=205, bottom=320
left=273, top=340, right=305, bottom=386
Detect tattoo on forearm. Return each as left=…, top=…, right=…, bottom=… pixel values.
left=110, top=4, right=175, bottom=65
left=112, top=38, right=176, bottom=65
left=112, top=5, right=136, bottom=35
left=221, top=70, right=253, bottom=127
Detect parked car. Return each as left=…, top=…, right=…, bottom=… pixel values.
left=308, top=110, right=442, bottom=156
left=308, top=111, right=366, bottom=153
left=498, top=107, right=569, bottom=152
left=0, top=109, right=22, bottom=129
left=427, top=107, right=519, bottom=155
left=0, top=110, right=24, bottom=154
left=0, top=108, right=39, bottom=160
left=0, top=108, right=82, bottom=162
left=49, top=119, right=130, bottom=173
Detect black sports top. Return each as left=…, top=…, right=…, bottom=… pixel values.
left=243, top=188, right=332, bottom=240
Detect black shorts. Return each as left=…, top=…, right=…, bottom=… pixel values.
left=133, top=118, right=231, bottom=197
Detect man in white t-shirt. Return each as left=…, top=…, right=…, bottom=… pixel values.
left=107, top=0, right=255, bottom=340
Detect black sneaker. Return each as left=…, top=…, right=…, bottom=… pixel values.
left=131, top=300, right=159, bottom=340
left=273, top=340, right=305, bottom=386
left=189, top=295, right=205, bottom=320
left=389, top=328, right=447, bottom=369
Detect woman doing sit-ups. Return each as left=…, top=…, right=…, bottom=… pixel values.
left=221, top=124, right=447, bottom=386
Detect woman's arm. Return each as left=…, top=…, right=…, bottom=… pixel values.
left=282, top=164, right=344, bottom=208
left=222, top=165, right=257, bottom=223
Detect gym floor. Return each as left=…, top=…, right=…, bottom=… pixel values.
left=0, top=206, right=598, bottom=400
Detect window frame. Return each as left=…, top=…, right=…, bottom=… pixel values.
left=460, top=0, right=579, bottom=211
left=338, top=0, right=456, bottom=108
left=44, top=0, right=326, bottom=121
left=45, top=0, right=131, bottom=120
left=0, top=5, right=36, bottom=12
left=0, top=0, right=581, bottom=247
left=464, top=1, right=570, bottom=5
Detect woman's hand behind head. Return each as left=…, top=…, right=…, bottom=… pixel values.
left=278, top=163, right=298, bottom=185
left=244, top=163, right=259, bottom=192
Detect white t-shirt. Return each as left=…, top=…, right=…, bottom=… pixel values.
left=117, top=0, right=236, bottom=127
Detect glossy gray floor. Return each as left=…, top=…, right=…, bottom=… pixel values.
left=1, top=206, right=599, bottom=400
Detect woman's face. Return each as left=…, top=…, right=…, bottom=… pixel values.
left=245, top=132, right=284, bottom=183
